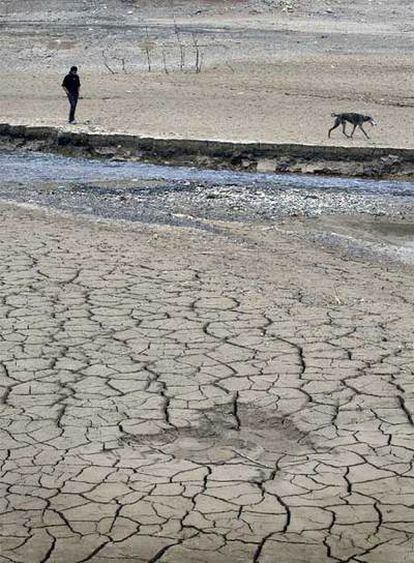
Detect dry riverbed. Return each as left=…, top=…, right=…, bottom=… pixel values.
left=1, top=1, right=414, bottom=561
left=1, top=165, right=414, bottom=560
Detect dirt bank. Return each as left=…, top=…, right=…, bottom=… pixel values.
left=1, top=123, right=413, bottom=179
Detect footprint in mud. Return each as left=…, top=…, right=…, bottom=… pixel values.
left=119, top=403, right=314, bottom=467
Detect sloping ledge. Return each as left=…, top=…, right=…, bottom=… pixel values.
left=1, top=123, right=413, bottom=179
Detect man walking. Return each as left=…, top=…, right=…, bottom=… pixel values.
left=62, top=66, right=81, bottom=124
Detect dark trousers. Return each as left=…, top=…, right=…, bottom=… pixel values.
left=67, top=92, right=79, bottom=122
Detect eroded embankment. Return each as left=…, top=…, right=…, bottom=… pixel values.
left=1, top=123, right=413, bottom=179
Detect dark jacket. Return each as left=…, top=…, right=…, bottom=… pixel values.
left=62, top=74, right=80, bottom=95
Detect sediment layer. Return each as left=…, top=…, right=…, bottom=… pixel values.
left=1, top=123, right=413, bottom=180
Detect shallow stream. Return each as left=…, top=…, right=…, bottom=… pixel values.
left=1, top=150, right=414, bottom=261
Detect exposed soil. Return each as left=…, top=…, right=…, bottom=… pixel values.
left=1, top=198, right=414, bottom=562
left=1, top=3, right=414, bottom=562
left=0, top=0, right=413, bottom=149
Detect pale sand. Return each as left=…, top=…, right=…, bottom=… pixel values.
left=0, top=0, right=413, bottom=148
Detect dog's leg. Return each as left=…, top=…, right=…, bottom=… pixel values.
left=359, top=124, right=370, bottom=139
left=328, top=119, right=341, bottom=138
left=341, top=121, right=349, bottom=137
left=349, top=124, right=357, bottom=138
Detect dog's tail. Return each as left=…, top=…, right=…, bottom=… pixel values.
left=331, top=113, right=339, bottom=117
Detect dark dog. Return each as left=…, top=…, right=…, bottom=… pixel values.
left=328, top=112, right=377, bottom=139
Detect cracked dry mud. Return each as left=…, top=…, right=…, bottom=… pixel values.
left=1, top=204, right=414, bottom=563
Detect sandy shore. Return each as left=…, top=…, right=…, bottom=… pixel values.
left=1, top=57, right=413, bottom=150
left=0, top=1, right=413, bottom=149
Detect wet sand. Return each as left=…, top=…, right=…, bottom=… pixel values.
left=1, top=150, right=414, bottom=240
